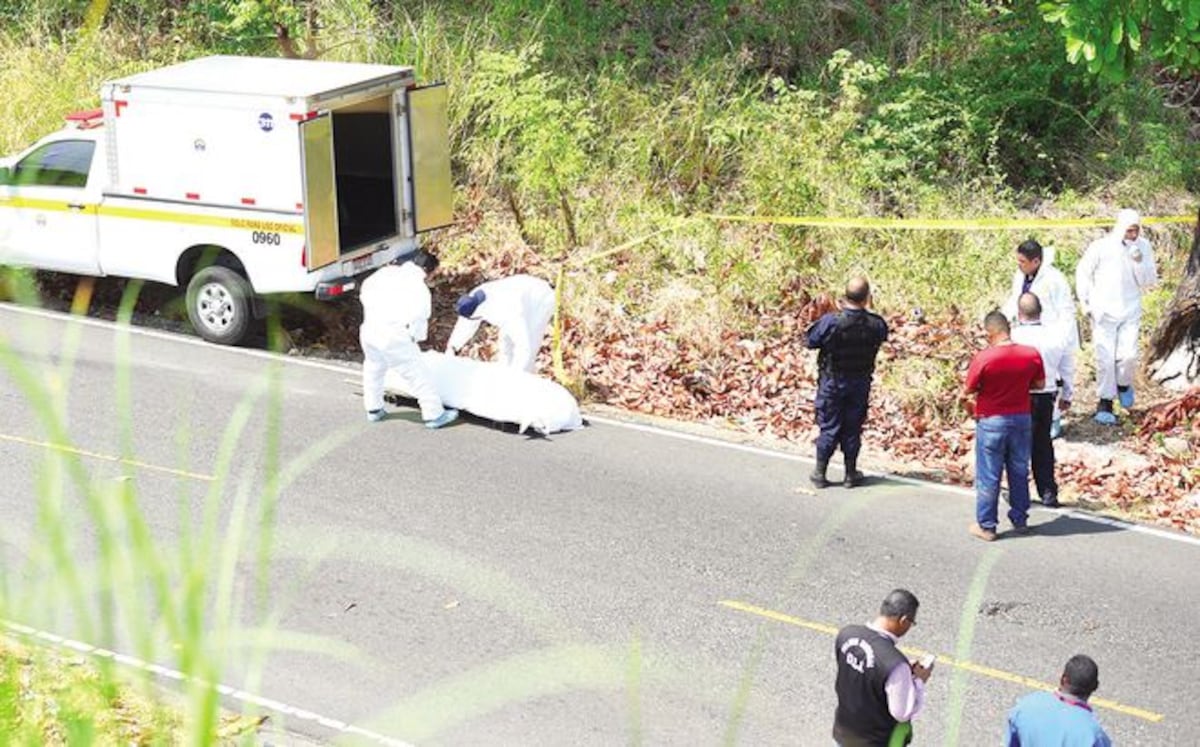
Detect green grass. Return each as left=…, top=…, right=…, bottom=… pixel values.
left=0, top=277, right=368, bottom=742
left=0, top=637, right=260, bottom=743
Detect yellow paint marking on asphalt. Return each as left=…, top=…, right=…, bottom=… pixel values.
left=719, top=600, right=1165, bottom=723
left=0, top=432, right=213, bottom=482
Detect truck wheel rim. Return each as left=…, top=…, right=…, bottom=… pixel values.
left=197, top=282, right=235, bottom=332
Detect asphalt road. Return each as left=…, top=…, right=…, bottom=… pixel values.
left=1, top=303, right=1198, bottom=746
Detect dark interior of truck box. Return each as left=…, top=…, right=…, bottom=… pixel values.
left=332, top=112, right=397, bottom=251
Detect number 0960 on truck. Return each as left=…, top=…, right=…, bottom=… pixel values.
left=0, top=55, right=454, bottom=345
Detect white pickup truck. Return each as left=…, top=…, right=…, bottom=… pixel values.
left=0, top=55, right=453, bottom=345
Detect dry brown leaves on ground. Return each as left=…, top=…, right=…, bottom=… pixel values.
left=553, top=293, right=1199, bottom=535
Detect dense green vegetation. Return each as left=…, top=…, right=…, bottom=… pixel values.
left=2, top=1, right=1197, bottom=341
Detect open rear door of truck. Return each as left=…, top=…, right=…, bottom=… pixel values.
left=300, top=114, right=340, bottom=270
left=404, top=84, right=454, bottom=234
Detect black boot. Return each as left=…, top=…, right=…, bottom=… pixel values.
left=844, top=456, right=865, bottom=488
left=810, top=459, right=830, bottom=488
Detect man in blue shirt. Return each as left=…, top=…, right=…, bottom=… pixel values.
left=1005, top=654, right=1112, bottom=746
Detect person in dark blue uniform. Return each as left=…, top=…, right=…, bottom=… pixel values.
left=806, top=277, right=889, bottom=488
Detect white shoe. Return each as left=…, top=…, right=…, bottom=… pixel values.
left=366, top=409, right=386, bottom=423
left=424, top=409, right=459, bottom=429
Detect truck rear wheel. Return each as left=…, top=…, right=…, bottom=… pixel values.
left=186, top=266, right=253, bottom=345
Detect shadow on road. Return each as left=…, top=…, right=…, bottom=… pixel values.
left=383, top=393, right=585, bottom=440
left=1029, top=512, right=1127, bottom=537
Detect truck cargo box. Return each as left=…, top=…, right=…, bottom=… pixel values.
left=100, top=55, right=452, bottom=269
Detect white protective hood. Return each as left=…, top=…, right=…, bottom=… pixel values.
left=1111, top=208, right=1141, bottom=241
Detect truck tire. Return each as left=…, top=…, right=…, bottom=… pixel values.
left=186, top=266, right=253, bottom=345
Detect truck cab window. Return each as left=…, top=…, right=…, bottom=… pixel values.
left=13, top=140, right=95, bottom=188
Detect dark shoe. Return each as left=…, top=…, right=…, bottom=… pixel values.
left=1040, top=494, right=1060, bottom=508
left=968, top=523, right=997, bottom=542
left=1010, top=524, right=1033, bottom=536
left=843, top=457, right=865, bottom=488
left=810, top=460, right=830, bottom=489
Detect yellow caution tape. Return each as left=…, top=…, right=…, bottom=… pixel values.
left=70, top=277, right=95, bottom=316
left=546, top=207, right=1196, bottom=387
left=699, top=212, right=1196, bottom=230
left=570, top=226, right=677, bottom=266
left=551, top=264, right=567, bottom=384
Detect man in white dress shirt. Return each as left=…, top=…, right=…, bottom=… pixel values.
left=1002, top=239, right=1077, bottom=438
left=1011, top=292, right=1067, bottom=508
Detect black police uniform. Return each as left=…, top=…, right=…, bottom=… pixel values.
left=805, top=307, right=889, bottom=486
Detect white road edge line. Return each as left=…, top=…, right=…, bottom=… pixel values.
left=4, top=303, right=1198, bottom=547
left=583, top=419, right=1200, bottom=547
left=0, top=618, right=413, bottom=747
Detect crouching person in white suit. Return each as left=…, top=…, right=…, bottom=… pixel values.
left=359, top=250, right=458, bottom=429
left=1076, top=209, right=1158, bottom=425
left=445, top=274, right=556, bottom=373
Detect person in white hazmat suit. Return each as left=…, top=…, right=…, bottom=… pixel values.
left=445, top=274, right=557, bottom=373
left=1002, top=239, right=1078, bottom=439
left=1075, top=209, right=1158, bottom=425
left=359, top=250, right=459, bottom=428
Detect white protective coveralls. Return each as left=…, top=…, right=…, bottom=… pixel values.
left=359, top=263, right=446, bottom=421
left=445, top=274, right=556, bottom=373
left=1075, top=209, right=1159, bottom=401
left=1002, top=245, right=1079, bottom=405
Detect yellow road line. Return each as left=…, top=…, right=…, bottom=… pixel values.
left=0, top=432, right=213, bottom=482
left=719, top=599, right=1165, bottom=723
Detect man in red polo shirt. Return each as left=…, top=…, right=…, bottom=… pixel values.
left=962, top=311, right=1044, bottom=541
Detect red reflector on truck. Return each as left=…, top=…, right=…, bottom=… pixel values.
left=65, top=109, right=104, bottom=129
left=301, top=246, right=307, bottom=268
left=241, top=197, right=256, bottom=206
left=289, top=111, right=318, bottom=122
left=133, top=187, right=147, bottom=195
left=113, top=100, right=128, bottom=117
left=185, top=192, right=200, bottom=200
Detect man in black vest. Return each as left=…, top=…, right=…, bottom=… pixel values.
left=833, top=589, right=932, bottom=747
left=806, top=277, right=890, bottom=487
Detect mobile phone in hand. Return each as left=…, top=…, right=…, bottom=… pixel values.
left=919, top=653, right=936, bottom=670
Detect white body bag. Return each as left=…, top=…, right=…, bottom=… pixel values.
left=385, top=351, right=584, bottom=435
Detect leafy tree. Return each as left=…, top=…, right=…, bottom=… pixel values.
left=1039, top=0, right=1200, bottom=80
